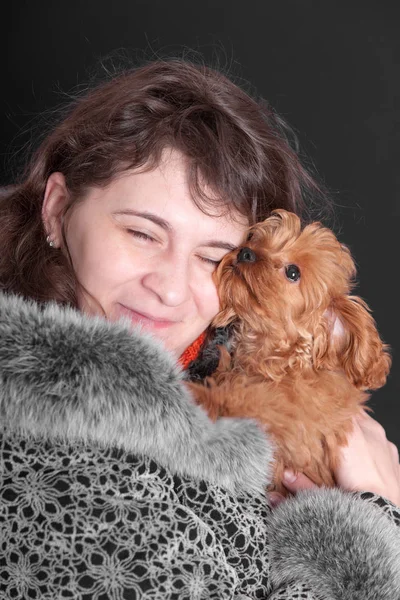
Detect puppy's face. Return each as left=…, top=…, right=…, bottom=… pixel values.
left=213, top=209, right=355, bottom=334
left=213, top=209, right=390, bottom=389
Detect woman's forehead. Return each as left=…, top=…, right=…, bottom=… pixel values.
left=113, top=148, right=249, bottom=223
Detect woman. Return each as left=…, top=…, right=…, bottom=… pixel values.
left=1, top=59, right=399, bottom=599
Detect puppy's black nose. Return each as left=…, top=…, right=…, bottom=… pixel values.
left=237, top=247, right=256, bottom=263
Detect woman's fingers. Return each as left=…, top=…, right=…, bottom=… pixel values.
left=390, top=441, right=399, bottom=463
left=335, top=413, right=400, bottom=505
left=281, top=470, right=318, bottom=493
left=268, top=492, right=285, bottom=507
left=269, top=471, right=319, bottom=508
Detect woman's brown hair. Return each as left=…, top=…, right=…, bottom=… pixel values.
left=0, top=58, right=329, bottom=305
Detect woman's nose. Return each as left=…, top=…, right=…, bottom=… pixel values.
left=141, top=254, right=191, bottom=307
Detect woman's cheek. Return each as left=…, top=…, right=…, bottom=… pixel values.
left=199, top=277, right=221, bottom=321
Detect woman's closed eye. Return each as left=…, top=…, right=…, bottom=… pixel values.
left=127, top=229, right=156, bottom=242
left=198, top=256, right=222, bottom=267
left=128, top=229, right=222, bottom=267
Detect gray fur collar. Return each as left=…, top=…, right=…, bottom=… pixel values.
left=0, top=292, right=274, bottom=495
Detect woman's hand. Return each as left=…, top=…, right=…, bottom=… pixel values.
left=269, top=411, right=400, bottom=507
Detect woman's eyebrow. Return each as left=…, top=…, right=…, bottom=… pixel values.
left=113, top=210, right=171, bottom=231
left=113, top=209, right=237, bottom=251
left=201, top=240, right=237, bottom=251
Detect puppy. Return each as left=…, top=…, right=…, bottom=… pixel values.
left=189, top=210, right=391, bottom=495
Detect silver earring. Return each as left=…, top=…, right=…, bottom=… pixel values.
left=46, top=235, right=55, bottom=248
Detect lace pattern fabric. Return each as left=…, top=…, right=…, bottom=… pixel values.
left=2, top=431, right=399, bottom=599
left=0, top=431, right=272, bottom=599
left=267, top=582, right=321, bottom=599
left=353, top=491, right=400, bottom=527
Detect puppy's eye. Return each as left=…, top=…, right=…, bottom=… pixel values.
left=285, top=264, right=301, bottom=282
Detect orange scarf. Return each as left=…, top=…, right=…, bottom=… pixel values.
left=179, top=331, right=206, bottom=370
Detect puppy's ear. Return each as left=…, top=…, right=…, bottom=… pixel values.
left=328, top=296, right=391, bottom=390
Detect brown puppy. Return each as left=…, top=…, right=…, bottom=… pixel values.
left=189, top=209, right=391, bottom=495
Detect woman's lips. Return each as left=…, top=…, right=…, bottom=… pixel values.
left=117, top=304, right=177, bottom=329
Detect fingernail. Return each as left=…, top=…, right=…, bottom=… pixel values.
left=269, top=493, right=283, bottom=507
left=283, top=470, right=297, bottom=483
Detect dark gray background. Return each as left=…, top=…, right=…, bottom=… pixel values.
left=1, top=1, right=399, bottom=447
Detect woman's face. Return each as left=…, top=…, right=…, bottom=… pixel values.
left=44, top=150, right=248, bottom=357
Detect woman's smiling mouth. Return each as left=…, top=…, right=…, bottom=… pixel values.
left=117, top=303, right=178, bottom=329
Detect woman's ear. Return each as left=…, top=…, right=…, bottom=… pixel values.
left=41, top=172, right=70, bottom=248
left=330, top=296, right=391, bottom=390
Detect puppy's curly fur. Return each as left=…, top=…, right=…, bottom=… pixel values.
left=189, top=210, right=391, bottom=495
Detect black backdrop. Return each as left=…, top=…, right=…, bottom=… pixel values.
left=1, top=1, right=399, bottom=447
